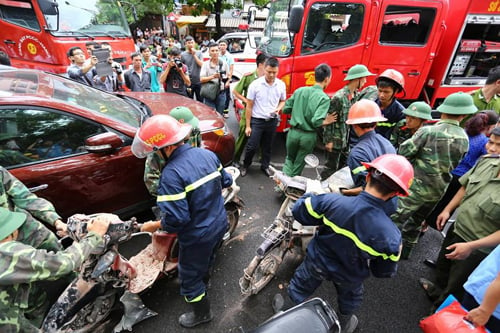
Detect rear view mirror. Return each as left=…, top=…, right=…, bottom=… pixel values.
left=248, top=7, right=257, bottom=25
left=288, top=5, right=304, bottom=33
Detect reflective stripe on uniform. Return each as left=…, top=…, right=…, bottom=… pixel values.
left=304, top=197, right=400, bottom=262
left=185, top=292, right=206, bottom=303
left=157, top=165, right=223, bottom=203
left=351, top=165, right=366, bottom=175
left=377, top=122, right=396, bottom=127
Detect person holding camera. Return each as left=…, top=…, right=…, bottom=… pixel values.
left=93, top=42, right=124, bottom=92
left=200, top=42, right=230, bottom=115
left=159, top=47, right=191, bottom=97
left=140, top=45, right=162, bottom=92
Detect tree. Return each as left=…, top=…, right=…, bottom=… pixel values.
left=122, top=0, right=269, bottom=37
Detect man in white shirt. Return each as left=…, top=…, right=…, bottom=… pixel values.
left=241, top=57, right=286, bottom=177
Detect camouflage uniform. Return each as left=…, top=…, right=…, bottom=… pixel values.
left=322, top=86, right=353, bottom=179
left=0, top=233, right=103, bottom=332
left=233, top=71, right=259, bottom=163
left=390, top=119, right=413, bottom=149
left=0, top=167, right=61, bottom=252
left=144, top=129, right=201, bottom=196
left=391, top=119, right=469, bottom=257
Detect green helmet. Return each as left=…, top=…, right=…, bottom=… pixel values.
left=403, top=101, right=432, bottom=120
left=0, top=208, right=26, bottom=241
left=169, top=106, right=199, bottom=128
left=437, top=92, right=477, bottom=115
left=344, top=64, right=374, bottom=81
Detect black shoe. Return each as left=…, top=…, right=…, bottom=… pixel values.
left=423, top=259, right=437, bottom=268
left=261, top=167, right=271, bottom=177
left=240, top=166, right=247, bottom=177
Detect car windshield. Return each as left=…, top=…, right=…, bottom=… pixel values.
left=43, top=0, right=131, bottom=37
left=259, top=0, right=302, bottom=56
left=0, top=70, right=143, bottom=127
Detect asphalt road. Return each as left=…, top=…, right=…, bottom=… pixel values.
left=125, top=107, right=445, bottom=333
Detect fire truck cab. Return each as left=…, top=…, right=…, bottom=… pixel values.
left=258, top=0, right=499, bottom=131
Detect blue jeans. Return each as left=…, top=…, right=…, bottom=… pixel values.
left=287, top=253, right=364, bottom=315
left=204, top=93, right=226, bottom=115
left=243, top=117, right=277, bottom=170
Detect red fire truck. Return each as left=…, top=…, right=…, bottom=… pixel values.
left=0, top=0, right=136, bottom=73
left=254, top=0, right=499, bottom=131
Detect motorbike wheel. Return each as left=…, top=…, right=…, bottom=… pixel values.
left=57, top=289, right=119, bottom=333
left=246, top=247, right=283, bottom=295
left=224, top=202, right=240, bottom=242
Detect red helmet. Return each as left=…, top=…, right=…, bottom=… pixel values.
left=131, top=115, right=192, bottom=158
left=362, top=154, right=414, bottom=196
left=346, top=100, right=387, bottom=125
left=375, top=69, right=406, bottom=96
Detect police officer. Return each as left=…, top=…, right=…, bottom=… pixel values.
left=322, top=64, right=374, bottom=179
left=133, top=115, right=232, bottom=328
left=0, top=208, right=111, bottom=332
left=143, top=107, right=201, bottom=196
left=390, top=101, right=433, bottom=149
left=273, top=154, right=414, bottom=333
left=391, top=92, right=476, bottom=259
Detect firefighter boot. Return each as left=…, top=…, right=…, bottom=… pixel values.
left=339, top=313, right=358, bottom=333
left=179, top=296, right=213, bottom=328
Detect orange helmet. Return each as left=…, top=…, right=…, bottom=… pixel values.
left=131, top=115, right=192, bottom=158
left=346, top=100, right=387, bottom=125
left=375, top=69, right=406, bottom=96
left=362, top=154, right=414, bottom=196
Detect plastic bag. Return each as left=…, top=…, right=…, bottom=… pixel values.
left=419, top=300, right=488, bottom=333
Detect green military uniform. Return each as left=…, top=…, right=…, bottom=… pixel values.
left=355, top=85, right=378, bottom=102
left=390, top=119, right=413, bottom=149
left=321, top=86, right=354, bottom=179
left=283, top=85, right=330, bottom=176
left=391, top=119, right=469, bottom=256
left=233, top=71, right=259, bottom=163
left=390, top=102, right=434, bottom=150
left=0, top=166, right=61, bottom=252
left=428, top=154, right=500, bottom=310
left=471, top=88, right=500, bottom=114
left=0, top=233, right=104, bottom=332
left=144, top=128, right=201, bottom=196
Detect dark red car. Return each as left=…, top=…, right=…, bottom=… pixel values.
left=0, top=66, right=235, bottom=218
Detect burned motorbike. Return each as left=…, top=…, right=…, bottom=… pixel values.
left=42, top=167, right=242, bottom=332
left=239, top=155, right=353, bottom=296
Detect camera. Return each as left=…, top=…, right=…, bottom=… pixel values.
left=174, top=59, right=183, bottom=68
left=219, top=70, right=229, bottom=82
left=112, top=63, right=122, bottom=75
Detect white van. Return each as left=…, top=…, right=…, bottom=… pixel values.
left=203, top=32, right=263, bottom=81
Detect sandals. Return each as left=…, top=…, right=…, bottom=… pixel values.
left=419, top=277, right=436, bottom=297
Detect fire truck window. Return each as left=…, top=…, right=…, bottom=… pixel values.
left=379, top=6, right=436, bottom=45
left=301, top=3, right=365, bottom=55
left=0, top=2, right=40, bottom=31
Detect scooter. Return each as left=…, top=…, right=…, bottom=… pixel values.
left=42, top=167, right=243, bottom=332
left=247, top=297, right=340, bottom=333
left=239, top=155, right=353, bottom=296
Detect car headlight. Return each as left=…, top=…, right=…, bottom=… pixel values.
left=211, top=125, right=230, bottom=137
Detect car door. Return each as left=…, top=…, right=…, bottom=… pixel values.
left=364, top=0, right=445, bottom=99
left=0, top=106, right=152, bottom=219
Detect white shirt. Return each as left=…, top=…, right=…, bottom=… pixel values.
left=247, top=76, right=286, bottom=119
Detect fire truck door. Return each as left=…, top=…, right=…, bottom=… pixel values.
left=364, top=0, right=445, bottom=99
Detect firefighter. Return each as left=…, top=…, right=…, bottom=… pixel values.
left=273, top=154, right=414, bottom=333
left=341, top=100, right=396, bottom=200
left=321, top=64, right=375, bottom=179
left=391, top=92, right=476, bottom=260
left=0, top=208, right=111, bottom=332
left=356, top=69, right=406, bottom=140
left=390, top=101, right=433, bottom=149
left=143, top=106, right=201, bottom=196
left=133, top=115, right=233, bottom=328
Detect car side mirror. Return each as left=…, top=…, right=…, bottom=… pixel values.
left=288, top=5, right=304, bottom=33
left=84, top=132, right=123, bottom=154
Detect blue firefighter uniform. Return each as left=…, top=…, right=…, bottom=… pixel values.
left=375, top=98, right=405, bottom=139
left=288, top=192, right=402, bottom=315
left=156, top=144, right=232, bottom=302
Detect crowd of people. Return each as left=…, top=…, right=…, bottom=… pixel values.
left=1, top=25, right=499, bottom=332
